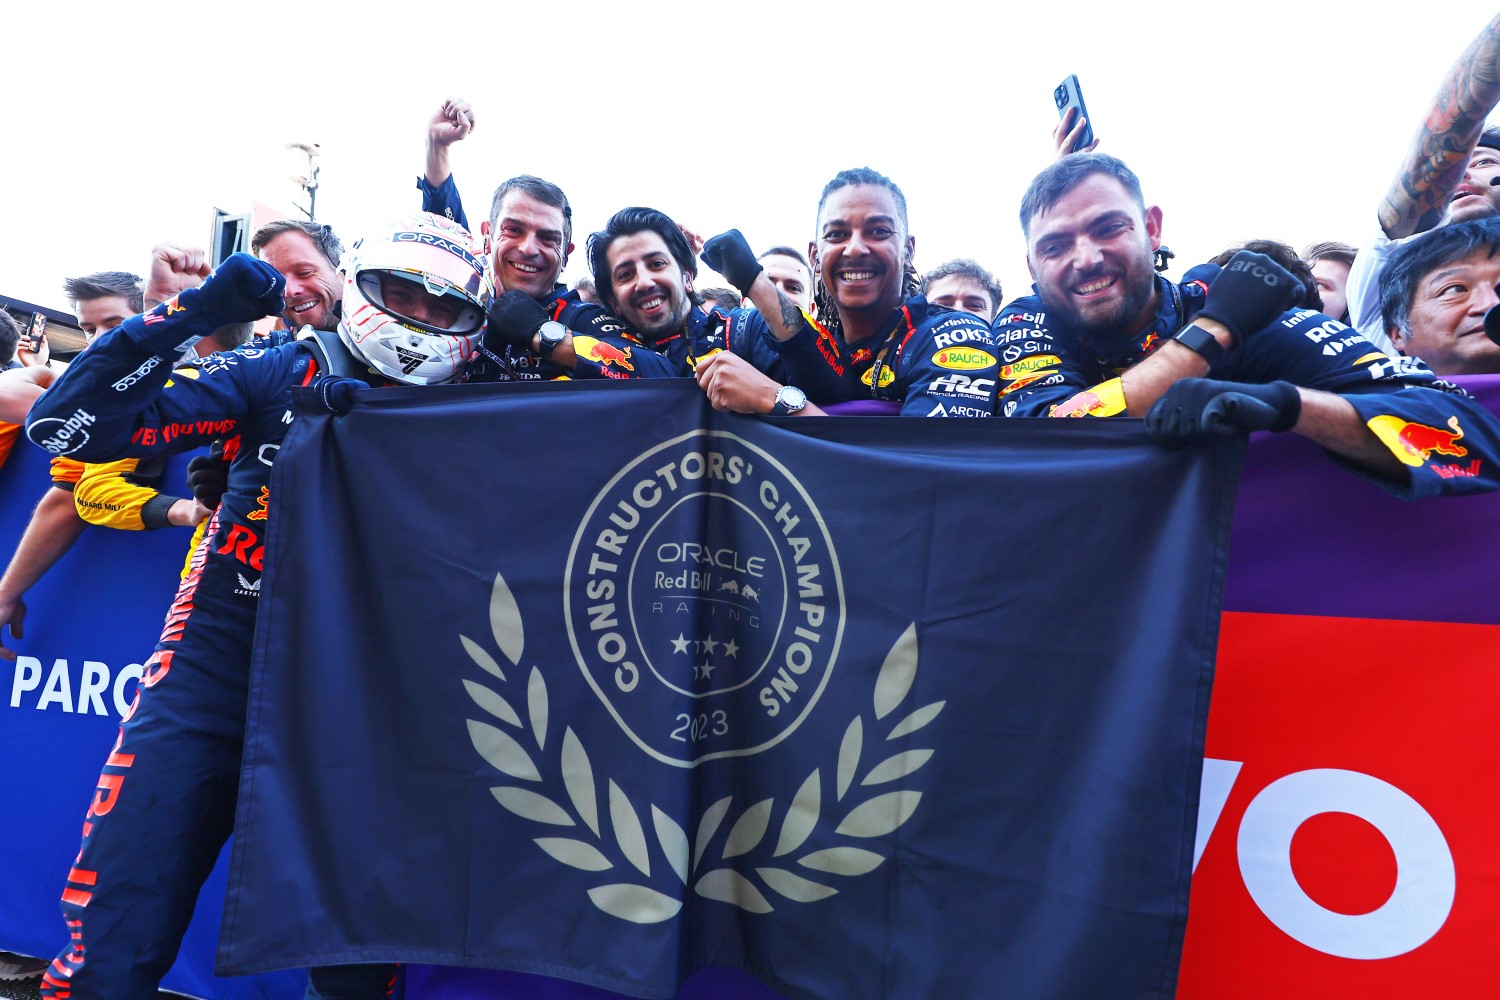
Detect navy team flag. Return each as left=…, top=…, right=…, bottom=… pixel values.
left=219, top=379, right=1243, bottom=998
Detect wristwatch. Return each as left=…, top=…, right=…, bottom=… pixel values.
left=536, top=321, right=568, bottom=357
left=771, top=385, right=807, bottom=416
left=1172, top=323, right=1227, bottom=368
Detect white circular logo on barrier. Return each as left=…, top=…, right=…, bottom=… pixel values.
left=1236, top=767, right=1455, bottom=960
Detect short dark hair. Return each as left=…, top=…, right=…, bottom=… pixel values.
left=920, top=258, right=1002, bottom=314
left=1019, top=153, right=1146, bottom=237
left=63, top=271, right=144, bottom=313
left=0, top=310, right=20, bottom=365
left=816, top=167, right=909, bottom=235
left=1380, top=216, right=1500, bottom=339
left=760, top=245, right=811, bottom=269
left=586, top=207, right=697, bottom=310
left=489, top=175, right=573, bottom=249
left=1209, top=240, right=1322, bottom=312
left=1303, top=241, right=1357, bottom=268
left=699, top=287, right=742, bottom=312
left=251, top=220, right=343, bottom=268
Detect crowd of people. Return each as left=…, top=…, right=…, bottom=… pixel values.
left=4, top=10, right=1500, bottom=1000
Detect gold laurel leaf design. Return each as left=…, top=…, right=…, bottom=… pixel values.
left=694, top=870, right=773, bottom=913
left=722, top=798, right=774, bottom=860
left=609, top=780, right=651, bottom=878
left=886, top=701, right=946, bottom=741
left=491, top=787, right=575, bottom=826
left=587, top=884, right=683, bottom=924
left=861, top=750, right=934, bottom=787
left=773, top=770, right=821, bottom=858
left=835, top=790, right=922, bottom=838
left=460, top=635, right=506, bottom=683
left=651, top=806, right=690, bottom=885
left=561, top=728, right=600, bottom=837
left=873, top=623, right=918, bottom=721
left=462, top=679, right=521, bottom=729
left=836, top=717, right=863, bottom=802
left=756, top=867, right=838, bottom=902
left=693, top=797, right=733, bottom=872
left=468, top=720, right=541, bottom=781
left=535, top=837, right=613, bottom=872
left=796, top=847, right=885, bottom=876
left=489, top=573, right=524, bottom=667
left=528, top=666, right=548, bottom=751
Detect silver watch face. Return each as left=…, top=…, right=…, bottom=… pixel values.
left=777, top=385, right=807, bottom=411
left=538, top=321, right=567, bottom=353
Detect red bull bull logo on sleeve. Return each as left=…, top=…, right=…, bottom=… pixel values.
left=1049, top=377, right=1127, bottom=418
left=1366, top=415, right=1467, bottom=468
left=575, top=336, right=636, bottom=372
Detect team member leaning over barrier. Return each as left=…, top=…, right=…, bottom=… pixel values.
left=22, top=212, right=494, bottom=1000
left=992, top=153, right=1500, bottom=499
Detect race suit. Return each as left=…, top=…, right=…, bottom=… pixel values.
left=639, top=303, right=788, bottom=380
left=770, top=293, right=999, bottom=415
left=992, top=270, right=1500, bottom=499
left=23, top=290, right=394, bottom=999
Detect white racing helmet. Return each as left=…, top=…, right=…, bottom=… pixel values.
left=338, top=213, right=491, bottom=384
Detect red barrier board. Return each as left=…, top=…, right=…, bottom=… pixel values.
left=1180, top=611, right=1500, bottom=997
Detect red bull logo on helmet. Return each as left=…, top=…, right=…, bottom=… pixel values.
left=1367, top=415, right=1467, bottom=469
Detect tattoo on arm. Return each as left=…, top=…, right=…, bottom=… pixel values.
left=1381, top=14, right=1500, bottom=239
left=776, top=289, right=802, bottom=332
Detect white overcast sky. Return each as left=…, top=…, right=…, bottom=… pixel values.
left=4, top=2, right=1495, bottom=315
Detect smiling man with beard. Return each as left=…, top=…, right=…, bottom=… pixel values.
left=689, top=167, right=1000, bottom=418
left=991, top=153, right=1500, bottom=500
left=585, top=206, right=787, bottom=380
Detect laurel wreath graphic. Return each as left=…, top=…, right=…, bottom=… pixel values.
left=461, top=572, right=944, bottom=923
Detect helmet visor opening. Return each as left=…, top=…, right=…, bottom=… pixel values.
left=357, top=270, right=485, bottom=335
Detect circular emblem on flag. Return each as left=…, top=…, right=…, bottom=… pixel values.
left=564, top=430, right=844, bottom=766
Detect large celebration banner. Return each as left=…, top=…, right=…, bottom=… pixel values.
left=4, top=376, right=1497, bottom=999
left=216, top=380, right=1240, bottom=998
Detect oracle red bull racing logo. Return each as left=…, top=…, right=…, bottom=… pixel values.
left=1367, top=415, right=1467, bottom=468
left=564, top=431, right=845, bottom=766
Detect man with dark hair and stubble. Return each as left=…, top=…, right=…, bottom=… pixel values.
left=990, top=152, right=1500, bottom=500
left=585, top=206, right=785, bottom=378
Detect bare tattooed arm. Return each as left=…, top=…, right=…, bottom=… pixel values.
left=1380, top=13, right=1500, bottom=239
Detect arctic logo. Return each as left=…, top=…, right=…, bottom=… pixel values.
left=394, top=346, right=429, bottom=374
left=29, top=409, right=96, bottom=456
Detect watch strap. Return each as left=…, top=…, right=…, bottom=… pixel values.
left=1173, top=323, right=1226, bottom=368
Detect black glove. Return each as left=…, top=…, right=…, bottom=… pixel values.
left=191, top=253, right=286, bottom=323
left=1145, top=378, right=1301, bottom=448
left=315, top=376, right=367, bottom=415
left=486, top=290, right=550, bottom=350
left=701, top=230, right=763, bottom=297
left=185, top=439, right=230, bottom=509
left=1196, top=251, right=1301, bottom=345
